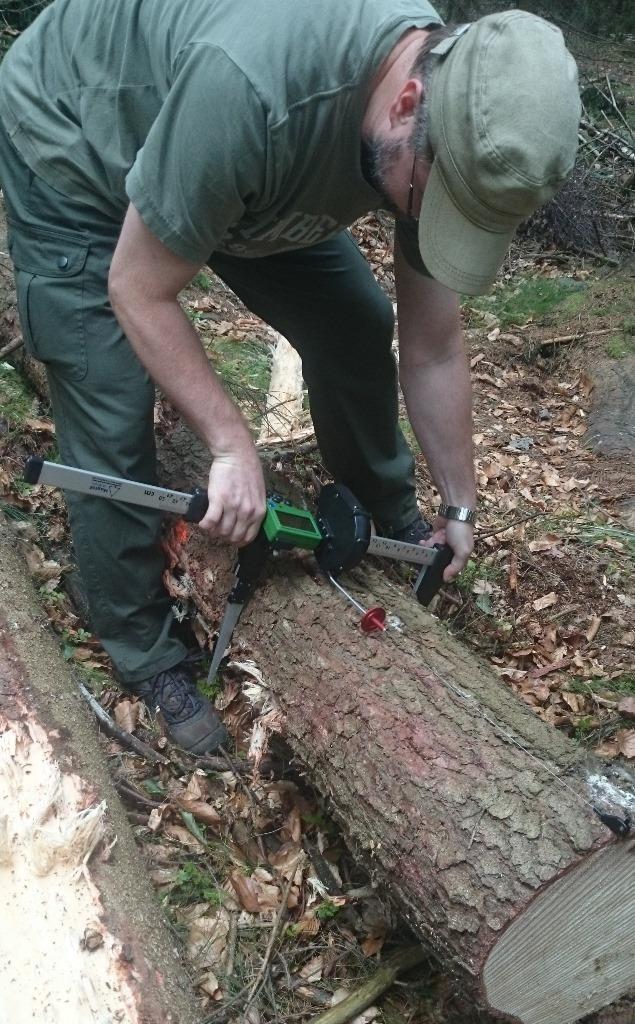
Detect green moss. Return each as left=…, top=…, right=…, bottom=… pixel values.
left=573, top=715, right=595, bottom=740
left=169, top=862, right=224, bottom=906
left=315, top=900, right=342, bottom=921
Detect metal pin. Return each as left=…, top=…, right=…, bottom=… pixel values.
left=327, top=574, right=386, bottom=632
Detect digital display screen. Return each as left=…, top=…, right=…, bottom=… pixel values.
left=276, top=510, right=309, bottom=529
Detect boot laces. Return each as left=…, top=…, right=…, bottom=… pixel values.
left=146, top=666, right=202, bottom=723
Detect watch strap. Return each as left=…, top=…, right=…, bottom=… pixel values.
left=438, top=503, right=476, bottom=525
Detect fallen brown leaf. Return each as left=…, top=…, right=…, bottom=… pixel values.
left=617, top=697, right=635, bottom=721
left=229, top=869, right=262, bottom=913
left=114, top=699, right=141, bottom=734
left=176, top=798, right=222, bottom=829
left=618, top=730, right=635, bottom=759
left=532, top=592, right=558, bottom=611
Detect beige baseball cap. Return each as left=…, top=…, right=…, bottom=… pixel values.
left=419, top=11, right=581, bottom=295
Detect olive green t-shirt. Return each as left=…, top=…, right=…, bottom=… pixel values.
left=0, top=0, right=441, bottom=268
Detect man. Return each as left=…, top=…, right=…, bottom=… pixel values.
left=0, top=0, right=580, bottom=753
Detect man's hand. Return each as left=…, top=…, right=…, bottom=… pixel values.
left=200, top=445, right=266, bottom=546
left=424, top=516, right=474, bottom=582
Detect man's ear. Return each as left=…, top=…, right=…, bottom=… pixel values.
left=389, top=77, right=424, bottom=128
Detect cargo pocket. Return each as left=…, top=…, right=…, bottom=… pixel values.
left=7, top=219, right=90, bottom=383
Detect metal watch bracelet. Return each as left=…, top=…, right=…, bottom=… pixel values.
left=438, top=503, right=477, bottom=525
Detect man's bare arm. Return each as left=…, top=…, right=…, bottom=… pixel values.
left=108, top=203, right=265, bottom=544
left=394, top=235, right=476, bottom=579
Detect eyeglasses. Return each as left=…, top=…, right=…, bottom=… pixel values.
left=406, top=153, right=417, bottom=221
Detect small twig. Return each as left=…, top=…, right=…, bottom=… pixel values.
left=302, top=836, right=344, bottom=896
left=199, top=751, right=272, bottom=776
left=308, top=945, right=428, bottom=1024
left=580, top=118, right=635, bottom=163
left=114, top=779, right=164, bottom=810
left=476, top=511, right=544, bottom=541
left=0, top=336, right=23, bottom=361
left=536, top=327, right=613, bottom=350
left=222, top=911, right=238, bottom=980
left=604, top=74, right=634, bottom=138
left=243, top=858, right=303, bottom=1015
left=78, top=681, right=170, bottom=765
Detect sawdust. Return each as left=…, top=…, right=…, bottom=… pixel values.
left=0, top=716, right=138, bottom=1024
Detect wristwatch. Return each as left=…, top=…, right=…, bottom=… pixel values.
left=438, top=503, right=477, bottom=525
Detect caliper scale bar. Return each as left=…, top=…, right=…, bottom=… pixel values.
left=24, top=457, right=208, bottom=520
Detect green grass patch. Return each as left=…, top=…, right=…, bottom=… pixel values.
left=581, top=279, right=635, bottom=319
left=0, top=362, right=37, bottom=426
left=398, top=416, right=418, bottom=450
left=568, top=674, right=635, bottom=697
left=209, top=338, right=271, bottom=394
left=198, top=674, right=221, bottom=701
left=623, top=317, right=635, bottom=337
left=455, top=558, right=504, bottom=595
left=606, top=334, right=635, bottom=359
left=191, top=271, right=213, bottom=290
left=466, top=276, right=586, bottom=328
left=206, top=337, right=272, bottom=429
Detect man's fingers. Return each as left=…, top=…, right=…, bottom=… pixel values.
left=443, top=554, right=468, bottom=582
left=420, top=527, right=446, bottom=547
left=439, top=519, right=475, bottom=582
left=199, top=453, right=267, bottom=543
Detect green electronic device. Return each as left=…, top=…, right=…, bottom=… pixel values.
left=262, top=498, right=322, bottom=549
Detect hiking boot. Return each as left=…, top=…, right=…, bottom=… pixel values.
left=134, top=660, right=228, bottom=754
left=377, top=512, right=433, bottom=545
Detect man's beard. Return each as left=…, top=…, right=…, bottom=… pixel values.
left=360, top=136, right=404, bottom=215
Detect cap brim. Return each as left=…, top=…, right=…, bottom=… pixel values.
left=418, top=163, right=517, bottom=296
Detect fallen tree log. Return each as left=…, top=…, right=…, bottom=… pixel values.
left=180, top=530, right=635, bottom=1024
left=156, top=425, right=635, bottom=1024
left=0, top=517, right=202, bottom=1024
left=8, top=339, right=635, bottom=1024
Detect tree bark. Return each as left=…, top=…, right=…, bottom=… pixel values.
left=0, top=518, right=202, bottom=1024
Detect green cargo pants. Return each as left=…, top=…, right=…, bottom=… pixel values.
left=0, top=122, right=417, bottom=683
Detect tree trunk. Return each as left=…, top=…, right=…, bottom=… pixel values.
left=0, top=518, right=202, bottom=1024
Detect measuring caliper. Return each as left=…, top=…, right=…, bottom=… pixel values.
left=24, top=457, right=453, bottom=679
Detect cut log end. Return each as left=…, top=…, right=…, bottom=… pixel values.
left=483, top=841, right=635, bottom=1024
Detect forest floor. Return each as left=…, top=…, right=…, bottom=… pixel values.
left=1, top=36, right=634, bottom=1024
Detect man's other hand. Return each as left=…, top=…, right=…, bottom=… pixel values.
left=200, top=447, right=266, bottom=546
left=424, top=516, right=474, bottom=582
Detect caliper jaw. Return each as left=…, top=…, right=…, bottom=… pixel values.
left=315, top=484, right=371, bottom=575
